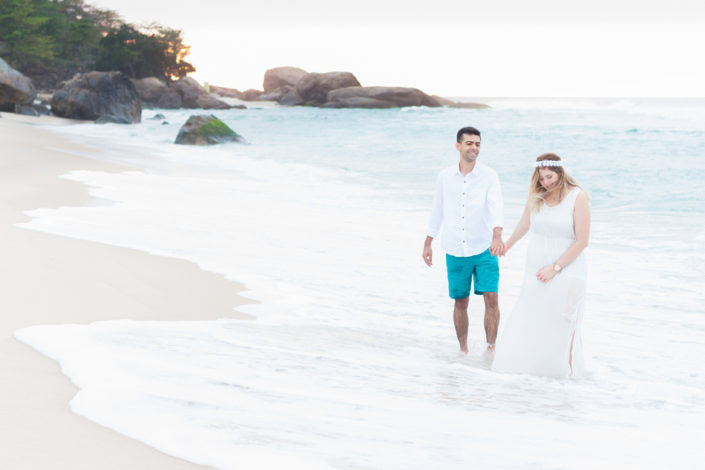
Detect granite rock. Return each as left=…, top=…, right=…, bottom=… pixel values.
left=295, top=72, right=361, bottom=105
left=174, top=114, right=246, bottom=145
left=171, top=77, right=231, bottom=109
left=263, top=66, right=308, bottom=92
left=132, top=77, right=182, bottom=108
left=51, top=71, right=141, bottom=123
left=326, top=86, right=442, bottom=108
left=0, top=58, right=37, bottom=112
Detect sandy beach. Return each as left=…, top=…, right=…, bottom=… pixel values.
left=1, top=112, right=251, bottom=469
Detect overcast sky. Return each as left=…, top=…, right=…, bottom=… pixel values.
left=90, top=0, right=705, bottom=97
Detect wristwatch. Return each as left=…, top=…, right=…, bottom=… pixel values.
left=553, top=263, right=562, bottom=273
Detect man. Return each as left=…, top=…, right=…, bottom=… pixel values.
left=423, top=127, right=505, bottom=354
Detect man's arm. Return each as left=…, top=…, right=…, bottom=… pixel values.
left=423, top=236, right=434, bottom=266
left=488, top=173, right=506, bottom=256
left=490, top=227, right=505, bottom=256
left=423, top=173, right=444, bottom=266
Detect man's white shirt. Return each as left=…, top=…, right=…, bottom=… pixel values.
left=427, top=162, right=504, bottom=257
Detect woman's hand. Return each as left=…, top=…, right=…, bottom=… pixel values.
left=536, top=265, right=557, bottom=283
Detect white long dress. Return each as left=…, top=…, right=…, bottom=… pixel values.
left=493, top=188, right=586, bottom=378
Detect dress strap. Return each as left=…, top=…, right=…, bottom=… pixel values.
left=566, top=187, right=581, bottom=207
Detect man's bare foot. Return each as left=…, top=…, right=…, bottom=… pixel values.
left=483, top=344, right=495, bottom=362
left=460, top=345, right=469, bottom=354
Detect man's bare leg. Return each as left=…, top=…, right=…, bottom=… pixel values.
left=482, top=292, right=499, bottom=350
left=453, top=297, right=470, bottom=353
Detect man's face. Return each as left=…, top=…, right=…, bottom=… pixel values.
left=456, top=134, right=481, bottom=163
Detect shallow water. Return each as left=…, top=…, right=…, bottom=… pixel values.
left=16, top=98, right=705, bottom=469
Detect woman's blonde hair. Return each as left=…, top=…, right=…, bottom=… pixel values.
left=529, top=153, right=582, bottom=211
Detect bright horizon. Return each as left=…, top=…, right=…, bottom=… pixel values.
left=89, top=0, right=705, bottom=98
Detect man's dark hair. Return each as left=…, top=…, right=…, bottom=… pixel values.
left=457, top=127, right=481, bottom=143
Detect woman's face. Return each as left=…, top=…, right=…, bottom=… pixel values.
left=539, top=168, right=559, bottom=190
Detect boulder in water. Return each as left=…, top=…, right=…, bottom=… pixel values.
left=174, top=114, right=246, bottom=145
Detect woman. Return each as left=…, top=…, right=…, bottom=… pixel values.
left=493, top=153, right=590, bottom=378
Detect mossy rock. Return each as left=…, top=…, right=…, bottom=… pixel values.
left=174, top=114, right=246, bottom=145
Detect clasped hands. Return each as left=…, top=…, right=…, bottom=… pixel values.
left=490, top=238, right=508, bottom=257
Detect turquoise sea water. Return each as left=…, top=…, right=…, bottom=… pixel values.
left=16, top=98, right=705, bottom=469
left=215, top=98, right=705, bottom=210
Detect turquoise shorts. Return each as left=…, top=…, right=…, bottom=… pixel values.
left=446, top=249, right=499, bottom=299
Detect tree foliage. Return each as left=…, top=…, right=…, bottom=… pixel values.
left=95, top=24, right=195, bottom=81
left=0, top=0, right=195, bottom=87
left=0, top=0, right=55, bottom=67
left=159, top=27, right=196, bottom=81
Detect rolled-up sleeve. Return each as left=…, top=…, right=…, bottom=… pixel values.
left=487, top=172, right=504, bottom=229
left=427, top=172, right=444, bottom=238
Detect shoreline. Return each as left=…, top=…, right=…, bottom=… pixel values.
left=1, top=112, right=252, bottom=469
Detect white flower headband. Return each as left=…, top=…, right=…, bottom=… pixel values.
left=535, top=160, right=563, bottom=168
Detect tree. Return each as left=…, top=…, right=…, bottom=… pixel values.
left=0, top=0, right=55, bottom=70
left=95, top=24, right=195, bottom=82
left=159, top=27, right=195, bottom=81
left=94, top=23, right=141, bottom=76
left=49, top=0, right=104, bottom=73
left=0, top=0, right=196, bottom=87
left=0, top=0, right=116, bottom=86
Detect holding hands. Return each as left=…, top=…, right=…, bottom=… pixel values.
left=490, top=238, right=507, bottom=257
left=490, top=228, right=507, bottom=257
left=423, top=234, right=508, bottom=267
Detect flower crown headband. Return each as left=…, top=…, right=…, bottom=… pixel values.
left=535, top=160, right=563, bottom=168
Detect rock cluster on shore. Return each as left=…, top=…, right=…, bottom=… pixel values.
left=0, top=59, right=487, bottom=122
left=211, top=67, right=442, bottom=109
left=132, top=77, right=242, bottom=110
left=1, top=58, right=243, bottom=122
left=210, top=66, right=488, bottom=109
